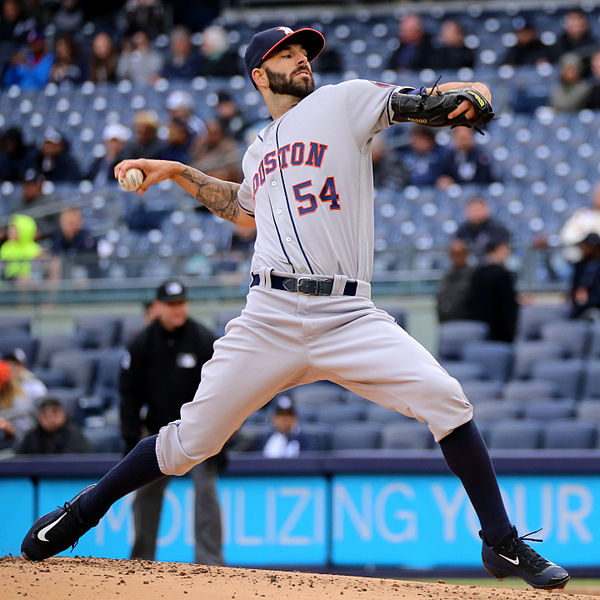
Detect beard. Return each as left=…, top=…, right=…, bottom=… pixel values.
left=264, top=66, right=315, bottom=98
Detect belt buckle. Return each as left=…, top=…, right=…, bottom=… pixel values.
left=297, top=277, right=318, bottom=295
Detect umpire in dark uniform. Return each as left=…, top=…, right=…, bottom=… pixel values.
left=119, top=279, right=225, bottom=564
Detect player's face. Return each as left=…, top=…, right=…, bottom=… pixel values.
left=263, top=43, right=314, bottom=98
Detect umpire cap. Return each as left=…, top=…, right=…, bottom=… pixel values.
left=156, top=280, right=187, bottom=303
left=244, top=26, right=325, bottom=80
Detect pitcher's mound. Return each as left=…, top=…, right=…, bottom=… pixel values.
left=0, top=556, right=594, bottom=600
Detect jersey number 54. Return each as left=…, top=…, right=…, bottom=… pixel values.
left=293, top=177, right=341, bottom=216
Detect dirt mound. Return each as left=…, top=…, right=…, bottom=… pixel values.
left=0, top=556, right=594, bottom=600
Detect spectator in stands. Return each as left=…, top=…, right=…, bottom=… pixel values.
left=123, top=110, right=163, bottom=159
left=117, top=30, right=164, bottom=85
left=52, top=0, right=84, bottom=36
left=161, top=26, right=200, bottom=80
left=29, top=126, right=81, bottom=181
left=0, top=126, right=36, bottom=182
left=569, top=232, right=600, bottom=318
left=120, top=279, right=225, bottom=565
left=88, top=31, right=118, bottom=83
left=468, top=240, right=519, bottom=342
left=86, top=123, right=130, bottom=187
left=502, top=19, right=549, bottom=66
left=0, top=214, right=43, bottom=280
left=52, top=207, right=96, bottom=256
left=554, top=9, right=596, bottom=71
left=160, top=117, right=194, bottom=163
left=3, top=28, right=53, bottom=90
left=550, top=53, right=591, bottom=112
left=123, top=0, right=167, bottom=40
left=397, top=125, right=453, bottom=187
left=215, top=90, right=251, bottom=142
left=0, top=0, right=35, bottom=61
left=3, top=348, right=47, bottom=405
left=17, top=396, right=90, bottom=454
left=585, top=50, right=600, bottom=109
left=197, top=24, right=242, bottom=77
left=560, top=181, right=600, bottom=257
left=18, top=167, right=45, bottom=210
left=440, top=127, right=495, bottom=187
left=436, top=238, right=474, bottom=323
left=0, top=359, right=35, bottom=450
left=456, top=196, right=511, bottom=258
left=372, top=132, right=406, bottom=190
left=165, top=89, right=207, bottom=139
left=49, top=33, right=86, bottom=84
left=434, top=18, right=474, bottom=71
left=191, top=119, right=243, bottom=184
left=386, top=13, right=432, bottom=73
left=258, top=396, right=313, bottom=458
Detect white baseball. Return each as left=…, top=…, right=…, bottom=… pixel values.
left=118, top=168, right=145, bottom=191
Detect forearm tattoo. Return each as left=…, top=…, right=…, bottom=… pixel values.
left=180, top=167, right=241, bottom=223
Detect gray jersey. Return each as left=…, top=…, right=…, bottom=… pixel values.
left=237, top=79, right=411, bottom=282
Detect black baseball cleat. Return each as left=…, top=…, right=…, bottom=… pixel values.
left=480, top=527, right=570, bottom=590
left=21, top=485, right=98, bottom=561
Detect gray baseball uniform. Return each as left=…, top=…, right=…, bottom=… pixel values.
left=157, top=79, right=472, bottom=476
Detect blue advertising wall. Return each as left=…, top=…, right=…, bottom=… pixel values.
left=3, top=468, right=599, bottom=569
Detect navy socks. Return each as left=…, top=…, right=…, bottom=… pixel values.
left=438, top=419, right=512, bottom=547
left=79, top=435, right=165, bottom=523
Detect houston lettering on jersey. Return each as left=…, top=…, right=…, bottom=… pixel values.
left=252, top=141, right=328, bottom=199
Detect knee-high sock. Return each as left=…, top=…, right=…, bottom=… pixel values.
left=78, top=435, right=165, bottom=523
left=438, top=419, right=512, bottom=546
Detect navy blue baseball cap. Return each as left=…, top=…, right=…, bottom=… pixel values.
left=244, top=26, right=325, bottom=81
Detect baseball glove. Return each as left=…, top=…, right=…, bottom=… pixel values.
left=391, top=86, right=494, bottom=134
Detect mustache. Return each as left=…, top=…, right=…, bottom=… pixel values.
left=292, top=66, right=310, bottom=76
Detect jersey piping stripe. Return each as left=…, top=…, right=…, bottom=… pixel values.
left=267, top=192, right=295, bottom=272
left=275, top=119, right=314, bottom=275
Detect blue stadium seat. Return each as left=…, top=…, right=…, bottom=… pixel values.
left=581, top=360, right=600, bottom=400
left=300, top=422, right=332, bottom=451
left=0, top=333, right=38, bottom=366
left=83, top=426, right=125, bottom=453
left=487, top=419, right=543, bottom=449
left=440, top=360, right=486, bottom=382
left=380, top=422, right=432, bottom=449
left=364, top=403, right=412, bottom=423
left=92, top=348, right=126, bottom=410
left=540, top=320, right=592, bottom=358
left=515, top=304, right=571, bottom=341
left=542, top=421, right=598, bottom=449
left=521, top=399, right=576, bottom=422
left=460, top=380, right=504, bottom=402
left=34, top=332, right=87, bottom=369
left=438, top=320, right=489, bottom=360
left=0, top=316, right=30, bottom=333
left=75, top=315, right=122, bottom=348
left=502, top=379, right=557, bottom=402
left=473, top=400, right=522, bottom=422
left=512, top=341, right=567, bottom=380
left=330, top=422, right=382, bottom=450
left=48, top=350, right=98, bottom=394
left=531, top=359, right=586, bottom=400
left=462, top=341, right=513, bottom=382
left=289, top=382, right=345, bottom=406
left=315, top=403, right=366, bottom=424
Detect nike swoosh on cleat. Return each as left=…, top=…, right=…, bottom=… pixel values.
left=497, top=553, right=520, bottom=565
left=36, top=512, right=68, bottom=542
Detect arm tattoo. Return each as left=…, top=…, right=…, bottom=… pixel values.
left=180, top=167, right=241, bottom=223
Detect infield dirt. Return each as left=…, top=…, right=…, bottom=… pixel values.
left=1, top=556, right=599, bottom=600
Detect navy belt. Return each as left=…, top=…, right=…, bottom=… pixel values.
left=251, top=273, right=357, bottom=296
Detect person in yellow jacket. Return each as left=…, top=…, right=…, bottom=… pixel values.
left=0, top=214, right=43, bottom=279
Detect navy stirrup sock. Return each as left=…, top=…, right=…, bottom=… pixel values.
left=78, top=435, right=165, bottom=523
left=438, top=419, right=512, bottom=546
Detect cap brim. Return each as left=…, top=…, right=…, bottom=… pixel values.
left=157, top=294, right=187, bottom=303
left=261, top=28, right=325, bottom=64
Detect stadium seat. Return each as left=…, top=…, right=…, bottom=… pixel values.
left=440, top=360, right=486, bottom=382
left=0, top=316, right=30, bottom=333
left=581, top=360, right=600, bottom=400
left=462, top=341, right=513, bottom=382
left=511, top=341, right=567, bottom=380
left=0, top=332, right=38, bottom=366
left=487, top=419, right=543, bottom=449
left=48, top=350, right=98, bottom=394
left=577, top=399, right=600, bottom=423
left=119, top=314, right=146, bottom=347
left=521, top=399, right=576, bottom=422
left=502, top=379, right=558, bottom=402
left=75, top=315, right=122, bottom=349
left=289, top=382, right=345, bottom=406
left=438, top=320, right=490, bottom=360
left=460, top=380, right=504, bottom=402
left=34, top=333, right=88, bottom=368
left=82, top=426, right=125, bottom=453
left=330, top=422, right=382, bottom=450
left=540, top=320, right=592, bottom=358
left=515, top=304, right=570, bottom=341
left=300, top=422, right=332, bottom=451
left=473, top=400, right=522, bottom=422
left=380, top=422, right=432, bottom=449
left=92, top=348, right=126, bottom=409
left=364, top=403, right=412, bottom=423
left=315, top=403, right=366, bottom=423
left=531, top=359, right=586, bottom=400
left=542, top=421, right=598, bottom=449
